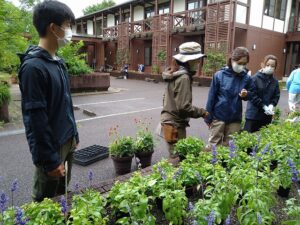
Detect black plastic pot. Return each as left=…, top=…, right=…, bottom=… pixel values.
left=277, top=186, right=290, bottom=198
left=135, top=150, right=154, bottom=168
left=111, top=155, right=133, bottom=175
left=270, top=160, right=278, bottom=171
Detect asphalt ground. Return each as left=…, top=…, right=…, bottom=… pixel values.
left=0, top=77, right=289, bottom=206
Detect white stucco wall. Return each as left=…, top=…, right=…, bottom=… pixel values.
left=107, top=14, right=115, bottom=27
left=237, top=0, right=248, bottom=4
left=173, top=0, right=185, bottom=13
left=134, top=6, right=144, bottom=21
left=235, top=4, right=247, bottom=24
left=274, top=19, right=284, bottom=33
left=72, top=26, right=76, bottom=34
left=87, top=20, right=94, bottom=35
left=262, top=15, right=274, bottom=30
left=249, top=0, right=263, bottom=27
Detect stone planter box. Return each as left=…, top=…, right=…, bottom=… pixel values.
left=110, top=71, right=212, bottom=87
left=69, top=72, right=110, bottom=93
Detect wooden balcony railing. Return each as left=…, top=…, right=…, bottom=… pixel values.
left=171, top=8, right=206, bottom=29
left=131, top=18, right=154, bottom=33
left=103, top=26, right=119, bottom=39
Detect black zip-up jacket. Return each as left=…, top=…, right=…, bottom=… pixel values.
left=18, top=45, right=79, bottom=173
left=245, top=71, right=280, bottom=121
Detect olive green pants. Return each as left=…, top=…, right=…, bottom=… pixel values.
left=167, top=127, right=186, bottom=158
left=208, top=120, right=241, bottom=147
left=32, top=137, right=76, bottom=202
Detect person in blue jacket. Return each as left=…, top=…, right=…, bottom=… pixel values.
left=244, top=55, right=280, bottom=133
left=205, top=47, right=255, bottom=147
left=286, top=67, right=300, bottom=112
left=18, top=1, right=79, bottom=201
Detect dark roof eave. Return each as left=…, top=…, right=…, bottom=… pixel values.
left=75, top=0, right=141, bottom=21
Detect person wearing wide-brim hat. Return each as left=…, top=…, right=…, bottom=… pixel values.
left=161, top=42, right=209, bottom=158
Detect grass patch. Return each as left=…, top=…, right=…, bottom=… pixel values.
left=0, top=71, right=11, bottom=83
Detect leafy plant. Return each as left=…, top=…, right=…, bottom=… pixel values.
left=116, top=49, right=130, bottom=70
left=134, top=118, right=155, bottom=153
left=203, top=50, right=226, bottom=76
left=23, top=198, right=65, bottom=225
left=174, top=137, right=205, bottom=157
left=152, top=65, right=160, bottom=74
left=108, top=172, right=155, bottom=225
left=68, top=189, right=108, bottom=225
left=109, top=125, right=135, bottom=157
left=157, top=50, right=167, bottom=63
left=58, top=41, right=92, bottom=75
left=0, top=83, right=11, bottom=106
left=282, top=198, right=300, bottom=225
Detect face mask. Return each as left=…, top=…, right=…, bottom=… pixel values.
left=262, top=66, right=274, bottom=75
left=54, top=27, right=72, bottom=48
left=232, top=61, right=245, bottom=73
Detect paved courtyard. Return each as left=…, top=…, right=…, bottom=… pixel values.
left=0, top=77, right=289, bottom=205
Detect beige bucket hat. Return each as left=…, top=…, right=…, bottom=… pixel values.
left=173, top=42, right=206, bottom=63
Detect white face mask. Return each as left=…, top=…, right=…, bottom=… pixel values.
left=262, top=66, right=275, bottom=75
left=232, top=61, right=245, bottom=73
left=55, top=27, right=72, bottom=48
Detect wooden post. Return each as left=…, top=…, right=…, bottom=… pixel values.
left=119, top=7, right=122, bottom=23
left=93, top=15, right=96, bottom=36
left=130, top=3, right=133, bottom=22
left=102, top=13, right=104, bottom=36
left=155, top=0, right=158, bottom=15
left=170, top=0, right=174, bottom=14
left=81, top=20, right=84, bottom=34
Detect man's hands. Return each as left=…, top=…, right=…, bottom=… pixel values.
left=47, top=164, right=65, bottom=177
left=239, top=89, right=248, bottom=98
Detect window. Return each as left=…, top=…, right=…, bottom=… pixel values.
left=159, top=3, right=170, bottom=15
left=264, top=0, right=287, bottom=20
left=145, top=7, right=155, bottom=18
left=187, top=0, right=206, bottom=10
left=145, top=47, right=152, bottom=66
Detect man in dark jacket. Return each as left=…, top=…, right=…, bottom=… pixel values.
left=244, top=55, right=280, bottom=132
left=18, top=1, right=79, bottom=201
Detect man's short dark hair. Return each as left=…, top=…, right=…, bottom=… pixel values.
left=33, top=0, right=75, bottom=37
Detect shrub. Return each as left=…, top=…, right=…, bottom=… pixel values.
left=203, top=50, right=226, bottom=76
left=174, top=137, right=205, bottom=157
left=0, top=83, right=11, bottom=106
left=58, top=41, right=92, bottom=76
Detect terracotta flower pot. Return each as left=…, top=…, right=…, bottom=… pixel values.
left=135, top=150, right=154, bottom=168
left=111, top=155, right=133, bottom=175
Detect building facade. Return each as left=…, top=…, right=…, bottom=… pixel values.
left=73, top=0, right=299, bottom=79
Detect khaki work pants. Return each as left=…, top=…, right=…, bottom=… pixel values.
left=32, top=137, right=76, bottom=202
left=208, top=120, right=241, bottom=147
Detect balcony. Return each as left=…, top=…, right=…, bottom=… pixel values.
left=286, top=15, right=300, bottom=42
left=171, top=8, right=206, bottom=33
left=103, top=26, right=119, bottom=40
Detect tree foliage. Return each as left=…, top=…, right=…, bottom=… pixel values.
left=83, top=0, right=116, bottom=15
left=0, top=0, right=38, bottom=73
left=58, top=41, right=92, bottom=76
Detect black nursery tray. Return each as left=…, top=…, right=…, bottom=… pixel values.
left=73, top=145, right=109, bottom=166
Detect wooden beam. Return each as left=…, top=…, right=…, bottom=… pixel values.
left=155, top=0, right=158, bottom=15
left=93, top=15, right=96, bottom=36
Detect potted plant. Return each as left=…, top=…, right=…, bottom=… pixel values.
left=134, top=129, right=155, bottom=168
left=109, top=126, right=135, bottom=175
left=174, top=137, right=205, bottom=161
left=0, top=82, right=11, bottom=122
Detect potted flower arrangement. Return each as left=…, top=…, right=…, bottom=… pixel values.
left=134, top=129, right=155, bottom=168
left=133, top=118, right=155, bottom=168
left=174, top=137, right=205, bottom=161
left=109, top=126, right=135, bottom=175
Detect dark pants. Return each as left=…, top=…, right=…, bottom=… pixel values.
left=244, top=118, right=272, bottom=133
left=32, top=137, right=76, bottom=202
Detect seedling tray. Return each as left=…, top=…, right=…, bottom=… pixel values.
left=73, top=145, right=109, bottom=166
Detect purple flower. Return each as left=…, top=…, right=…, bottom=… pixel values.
left=73, top=183, right=79, bottom=192
left=229, top=140, right=236, bottom=158
left=257, top=212, right=262, bottom=225
left=225, top=215, right=230, bottom=225
left=269, top=150, right=273, bottom=156
left=0, top=191, right=8, bottom=213
left=206, top=210, right=215, bottom=225
left=188, top=202, right=194, bottom=212
left=60, top=196, right=68, bottom=215
left=11, top=179, right=18, bottom=193
left=261, top=143, right=270, bottom=155
left=157, top=166, right=167, bottom=180
left=15, top=207, right=28, bottom=225
left=211, top=145, right=218, bottom=164
left=88, top=170, right=93, bottom=185
left=173, top=167, right=183, bottom=179
left=195, top=172, right=202, bottom=182
left=287, top=158, right=299, bottom=182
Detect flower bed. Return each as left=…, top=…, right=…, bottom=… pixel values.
left=0, top=121, right=299, bottom=225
